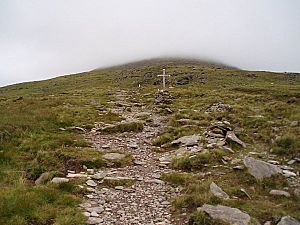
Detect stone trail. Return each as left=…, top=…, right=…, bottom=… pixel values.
left=82, top=90, right=184, bottom=225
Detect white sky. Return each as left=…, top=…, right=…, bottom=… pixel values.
left=1, top=0, right=300, bottom=87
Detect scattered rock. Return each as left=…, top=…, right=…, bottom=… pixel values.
left=287, top=159, right=296, bottom=165
left=86, top=217, right=104, bottom=224
left=134, top=160, right=146, bottom=165
left=35, top=172, right=53, bottom=185
left=86, top=180, right=97, bottom=187
left=282, top=170, right=297, bottom=177
left=287, top=97, right=296, bottom=104
left=290, top=121, right=298, bottom=127
left=198, top=204, right=251, bottom=225
left=244, top=157, right=282, bottom=180
left=270, top=190, right=290, bottom=197
left=225, top=131, right=246, bottom=148
left=51, top=177, right=69, bottom=184
left=82, top=212, right=90, bottom=217
left=210, top=182, right=229, bottom=199
left=233, top=165, right=245, bottom=170
left=67, top=173, right=88, bottom=178
left=86, top=207, right=104, bottom=214
left=204, top=102, right=232, bottom=113
left=91, top=172, right=106, bottom=180
left=294, top=188, right=300, bottom=199
left=240, top=188, right=251, bottom=199
left=277, top=216, right=300, bottom=225
left=115, top=186, right=124, bottom=190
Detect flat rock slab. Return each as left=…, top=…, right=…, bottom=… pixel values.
left=210, top=182, right=229, bottom=199
left=277, top=216, right=300, bottom=225
left=198, top=204, right=251, bottom=225
left=244, top=156, right=282, bottom=180
left=102, top=153, right=126, bottom=161
left=171, top=134, right=200, bottom=146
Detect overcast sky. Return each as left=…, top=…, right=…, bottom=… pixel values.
left=0, top=0, right=300, bottom=87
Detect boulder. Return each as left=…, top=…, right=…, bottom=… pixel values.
left=171, top=134, right=200, bottom=147
left=277, top=216, right=300, bottom=225
left=198, top=204, right=251, bottom=225
left=35, top=172, right=53, bottom=185
left=244, top=157, right=282, bottom=180
left=210, top=182, right=229, bottom=199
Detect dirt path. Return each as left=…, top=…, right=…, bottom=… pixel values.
left=82, top=90, right=181, bottom=225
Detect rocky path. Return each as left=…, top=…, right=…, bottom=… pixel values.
left=81, top=90, right=181, bottom=225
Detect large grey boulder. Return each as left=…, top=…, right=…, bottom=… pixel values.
left=244, top=157, right=282, bottom=180
left=198, top=204, right=251, bottom=225
left=171, top=134, right=200, bottom=147
left=277, top=216, right=300, bottom=225
left=102, top=152, right=126, bottom=161
left=210, top=182, right=229, bottom=199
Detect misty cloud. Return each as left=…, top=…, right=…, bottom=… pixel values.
left=1, top=0, right=300, bottom=87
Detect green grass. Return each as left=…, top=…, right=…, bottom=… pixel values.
left=0, top=58, right=299, bottom=224
left=273, top=134, right=300, bottom=157
left=0, top=185, right=85, bottom=225
left=171, top=150, right=224, bottom=171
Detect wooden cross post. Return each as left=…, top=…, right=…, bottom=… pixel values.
left=157, top=69, right=171, bottom=90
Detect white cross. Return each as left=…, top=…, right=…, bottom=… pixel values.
left=157, top=69, right=171, bottom=90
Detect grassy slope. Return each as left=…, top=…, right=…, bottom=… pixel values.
left=0, top=58, right=299, bottom=224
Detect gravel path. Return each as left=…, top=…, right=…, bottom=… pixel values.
left=81, top=90, right=182, bottom=225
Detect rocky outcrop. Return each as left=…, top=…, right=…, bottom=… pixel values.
left=198, top=204, right=251, bottom=225
left=277, top=216, right=300, bottom=225
left=244, top=157, right=282, bottom=180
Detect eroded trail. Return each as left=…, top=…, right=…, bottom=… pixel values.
left=82, top=90, right=180, bottom=225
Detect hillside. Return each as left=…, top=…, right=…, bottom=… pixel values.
left=0, top=58, right=300, bottom=225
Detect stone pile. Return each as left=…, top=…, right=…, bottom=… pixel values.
left=204, top=121, right=246, bottom=149
left=155, top=90, right=173, bottom=104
